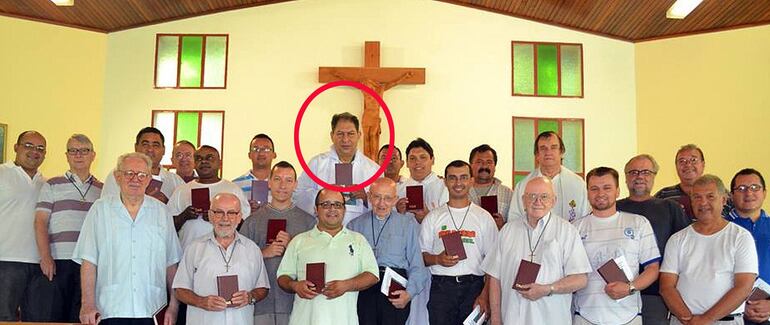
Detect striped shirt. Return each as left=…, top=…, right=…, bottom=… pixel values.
left=469, top=177, right=513, bottom=222
left=36, top=171, right=103, bottom=260
left=232, top=170, right=271, bottom=203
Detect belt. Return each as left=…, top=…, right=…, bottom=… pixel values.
left=719, top=313, right=742, bottom=321
left=432, top=274, right=483, bottom=283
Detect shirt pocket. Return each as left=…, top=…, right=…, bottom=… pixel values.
left=538, top=239, right=564, bottom=284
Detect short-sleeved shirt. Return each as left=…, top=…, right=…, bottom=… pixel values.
left=35, top=171, right=103, bottom=259
left=572, top=211, right=661, bottom=324
left=481, top=212, right=591, bottom=324
left=509, top=166, right=590, bottom=222
left=72, top=194, right=182, bottom=319
left=232, top=170, right=271, bottom=203
left=101, top=167, right=185, bottom=201
left=420, top=203, right=498, bottom=276
left=660, top=222, right=758, bottom=315
left=0, top=161, right=46, bottom=263
left=172, top=232, right=270, bottom=325
left=469, top=177, right=513, bottom=221
left=276, top=226, right=379, bottom=325
left=727, top=209, right=770, bottom=282
left=239, top=204, right=316, bottom=316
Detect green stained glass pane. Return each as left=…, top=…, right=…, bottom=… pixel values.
left=537, top=120, right=558, bottom=134
left=560, top=45, right=582, bottom=97
left=176, top=112, right=200, bottom=147
left=513, top=43, right=534, bottom=95
left=514, top=118, right=535, bottom=171
left=180, top=36, right=203, bottom=87
left=203, top=36, right=227, bottom=88
left=514, top=174, right=528, bottom=187
left=155, top=36, right=179, bottom=87
left=561, top=120, right=584, bottom=173
left=536, top=44, right=558, bottom=96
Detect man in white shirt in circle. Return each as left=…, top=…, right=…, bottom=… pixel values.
left=660, top=174, right=758, bottom=325
left=572, top=167, right=661, bottom=325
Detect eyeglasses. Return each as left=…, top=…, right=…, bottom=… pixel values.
left=66, top=148, right=92, bottom=156
left=317, top=201, right=345, bottom=210
left=733, top=184, right=764, bottom=193
left=209, top=209, right=241, bottom=218
left=250, top=147, right=273, bottom=153
left=120, top=170, right=150, bottom=181
left=524, top=193, right=553, bottom=203
left=20, top=143, right=46, bottom=152
left=174, top=152, right=192, bottom=159
left=676, top=157, right=701, bottom=166
left=626, top=169, right=656, bottom=177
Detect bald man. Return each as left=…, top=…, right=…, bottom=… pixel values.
left=348, top=178, right=429, bottom=325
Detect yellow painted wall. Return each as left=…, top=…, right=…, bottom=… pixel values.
left=100, top=0, right=638, bottom=185
left=0, top=16, right=106, bottom=177
left=636, top=25, right=770, bottom=208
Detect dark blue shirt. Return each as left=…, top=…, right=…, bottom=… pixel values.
left=727, top=209, right=770, bottom=281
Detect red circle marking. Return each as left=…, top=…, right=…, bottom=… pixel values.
left=293, top=80, right=395, bottom=193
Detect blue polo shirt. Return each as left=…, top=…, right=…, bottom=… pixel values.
left=727, top=209, right=770, bottom=281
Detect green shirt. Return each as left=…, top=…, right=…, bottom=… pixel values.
left=277, top=226, right=379, bottom=325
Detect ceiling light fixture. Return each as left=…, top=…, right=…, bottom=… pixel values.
left=50, top=0, right=75, bottom=6
left=666, top=0, right=704, bottom=19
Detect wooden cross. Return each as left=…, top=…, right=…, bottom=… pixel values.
left=319, top=41, right=426, bottom=160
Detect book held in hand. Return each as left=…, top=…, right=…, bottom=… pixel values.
left=335, top=163, right=353, bottom=186
left=217, top=274, right=239, bottom=307
left=749, top=278, right=770, bottom=301
left=480, top=195, right=498, bottom=215
left=463, top=304, right=487, bottom=325
left=597, top=256, right=633, bottom=284
left=406, top=185, right=424, bottom=210
left=266, top=219, right=287, bottom=245
left=146, top=177, right=163, bottom=195
left=441, top=231, right=467, bottom=260
left=251, top=180, right=269, bottom=205
left=380, top=267, right=408, bottom=299
left=513, top=259, right=540, bottom=290
left=191, top=188, right=211, bottom=213
left=306, top=262, right=326, bottom=293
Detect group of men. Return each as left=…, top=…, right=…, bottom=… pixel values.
left=0, top=111, right=767, bottom=325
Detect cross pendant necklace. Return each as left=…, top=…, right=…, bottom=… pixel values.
left=218, top=243, right=237, bottom=272
left=526, top=214, right=552, bottom=262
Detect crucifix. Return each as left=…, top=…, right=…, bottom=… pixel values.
left=319, top=41, right=426, bottom=160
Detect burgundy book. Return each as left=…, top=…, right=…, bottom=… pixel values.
left=388, top=280, right=406, bottom=299
left=306, top=262, right=326, bottom=293
left=480, top=195, right=498, bottom=215
left=335, top=163, right=353, bottom=186
left=406, top=185, right=424, bottom=210
left=146, top=178, right=163, bottom=195
left=748, top=287, right=770, bottom=301
left=266, top=219, right=287, bottom=245
left=513, top=259, right=541, bottom=290
left=597, top=259, right=630, bottom=284
left=251, top=180, right=269, bottom=205
left=217, top=274, right=239, bottom=307
left=441, top=231, right=467, bottom=260
left=191, top=188, right=211, bottom=213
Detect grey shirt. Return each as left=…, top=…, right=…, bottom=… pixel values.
left=240, top=204, right=316, bottom=315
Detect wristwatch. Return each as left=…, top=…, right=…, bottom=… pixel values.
left=628, top=283, right=637, bottom=295
left=547, top=285, right=555, bottom=296
left=248, top=291, right=257, bottom=305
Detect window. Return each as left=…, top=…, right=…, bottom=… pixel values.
left=512, top=116, right=585, bottom=186
left=152, top=110, right=225, bottom=169
left=512, top=41, right=583, bottom=97
left=154, top=34, right=229, bottom=89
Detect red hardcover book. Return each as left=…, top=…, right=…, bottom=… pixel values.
left=251, top=180, right=269, bottom=205
left=480, top=195, right=498, bottom=215
left=748, top=287, right=770, bottom=301
left=388, top=280, right=406, bottom=299
left=306, top=262, right=326, bottom=293
left=217, top=274, right=239, bottom=307
left=441, top=231, right=467, bottom=260
left=146, top=178, right=163, bottom=195
left=335, top=163, right=353, bottom=186
left=266, top=219, right=287, bottom=245
left=406, top=185, right=424, bottom=210
left=597, top=259, right=630, bottom=284
left=191, top=188, right=211, bottom=213
left=513, top=259, right=541, bottom=290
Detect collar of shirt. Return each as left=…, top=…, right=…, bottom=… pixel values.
left=246, top=170, right=267, bottom=181
left=5, top=161, right=43, bottom=181
left=328, top=145, right=363, bottom=164
left=205, top=231, right=245, bottom=249
left=310, top=225, right=351, bottom=239
left=65, top=170, right=94, bottom=184
left=106, top=194, right=158, bottom=222
left=728, top=208, right=768, bottom=222
left=409, top=171, right=439, bottom=184
left=521, top=212, right=553, bottom=231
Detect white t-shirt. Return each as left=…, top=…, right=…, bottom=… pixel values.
left=168, top=179, right=250, bottom=249
left=397, top=172, right=448, bottom=212
left=0, top=162, right=46, bottom=263
left=572, top=211, right=661, bottom=324
left=509, top=166, right=590, bottom=222
left=660, top=222, right=758, bottom=315
left=481, top=212, right=591, bottom=325
left=102, top=167, right=185, bottom=200
left=420, top=203, right=498, bottom=276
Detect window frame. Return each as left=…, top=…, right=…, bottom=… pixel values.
left=151, top=109, right=226, bottom=173
left=153, top=34, right=230, bottom=89
left=511, top=41, right=584, bottom=98
left=511, top=116, right=586, bottom=186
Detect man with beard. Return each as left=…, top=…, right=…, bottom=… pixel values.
left=277, top=189, right=379, bottom=325
left=233, top=134, right=277, bottom=213
left=173, top=193, right=269, bottom=324
left=168, top=146, right=250, bottom=246
left=101, top=127, right=185, bottom=203
left=0, top=130, right=48, bottom=321
left=468, top=144, right=513, bottom=229
left=572, top=167, right=660, bottom=325
left=616, top=154, right=690, bottom=324
left=421, top=160, right=497, bottom=324
left=171, top=141, right=197, bottom=183
left=378, top=144, right=406, bottom=186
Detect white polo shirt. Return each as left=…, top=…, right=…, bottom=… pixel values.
left=0, top=162, right=46, bottom=263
